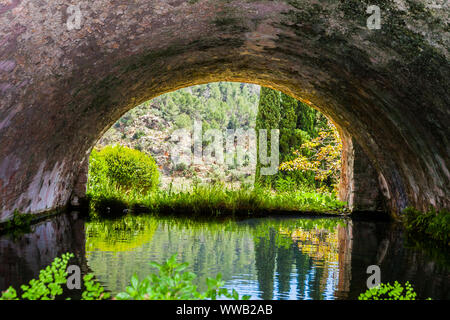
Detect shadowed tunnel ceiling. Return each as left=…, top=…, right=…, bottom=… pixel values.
left=0, top=0, right=448, bottom=220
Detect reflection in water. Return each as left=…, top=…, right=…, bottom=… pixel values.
left=85, top=216, right=348, bottom=299
left=0, top=212, right=87, bottom=295
left=0, top=213, right=449, bottom=300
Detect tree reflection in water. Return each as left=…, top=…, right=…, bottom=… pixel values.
left=1, top=213, right=447, bottom=300
left=85, top=216, right=346, bottom=299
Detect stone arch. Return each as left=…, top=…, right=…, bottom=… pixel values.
left=0, top=0, right=448, bottom=220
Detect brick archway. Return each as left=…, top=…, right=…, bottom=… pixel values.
left=0, top=0, right=448, bottom=220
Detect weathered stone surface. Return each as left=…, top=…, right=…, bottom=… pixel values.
left=70, top=157, right=89, bottom=206
left=340, top=132, right=386, bottom=212
left=0, top=0, right=448, bottom=220
left=347, top=220, right=450, bottom=299
left=0, top=212, right=86, bottom=292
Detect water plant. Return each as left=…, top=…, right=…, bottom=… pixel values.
left=81, top=274, right=110, bottom=300
left=358, top=281, right=429, bottom=300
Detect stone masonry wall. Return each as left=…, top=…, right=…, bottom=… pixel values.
left=0, top=0, right=448, bottom=220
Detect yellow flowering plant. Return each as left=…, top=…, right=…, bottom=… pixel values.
left=279, top=120, right=342, bottom=192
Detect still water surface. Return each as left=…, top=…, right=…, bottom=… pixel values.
left=0, top=212, right=449, bottom=299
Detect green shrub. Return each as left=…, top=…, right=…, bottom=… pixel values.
left=132, top=130, right=145, bottom=140
left=358, top=281, right=429, bottom=300
left=403, top=207, right=450, bottom=246
left=88, top=145, right=159, bottom=194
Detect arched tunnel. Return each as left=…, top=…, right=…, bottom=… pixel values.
left=0, top=0, right=448, bottom=221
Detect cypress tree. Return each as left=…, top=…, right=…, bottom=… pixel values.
left=296, top=101, right=317, bottom=137
left=255, top=88, right=332, bottom=189
left=279, top=93, right=298, bottom=162
left=255, top=87, right=280, bottom=185
left=277, top=93, right=309, bottom=185
left=295, top=101, right=328, bottom=139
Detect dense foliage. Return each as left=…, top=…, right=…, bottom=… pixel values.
left=86, top=83, right=348, bottom=216
left=280, top=119, right=342, bottom=192
left=255, top=87, right=338, bottom=192
left=87, top=176, right=345, bottom=218
left=89, top=145, right=159, bottom=194
left=118, top=82, right=259, bottom=133
left=99, top=83, right=341, bottom=193
left=403, top=207, right=450, bottom=246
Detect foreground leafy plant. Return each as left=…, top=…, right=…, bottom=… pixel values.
left=81, top=274, right=110, bottom=300
left=0, top=253, right=73, bottom=300
left=358, top=281, right=429, bottom=300
left=1, top=253, right=249, bottom=301
left=115, top=254, right=250, bottom=300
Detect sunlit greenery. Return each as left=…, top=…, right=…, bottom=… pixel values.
left=280, top=119, right=342, bottom=193
left=87, top=177, right=346, bottom=218
left=0, top=253, right=74, bottom=300
left=358, top=281, right=429, bottom=300
left=89, top=145, right=159, bottom=194
left=86, top=215, right=159, bottom=252
left=87, top=82, right=348, bottom=217
left=255, top=87, right=337, bottom=191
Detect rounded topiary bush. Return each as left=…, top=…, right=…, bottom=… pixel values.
left=89, top=145, right=159, bottom=193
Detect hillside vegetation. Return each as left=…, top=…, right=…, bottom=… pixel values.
left=96, top=82, right=338, bottom=192
left=89, top=82, right=345, bottom=217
